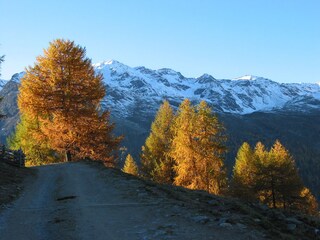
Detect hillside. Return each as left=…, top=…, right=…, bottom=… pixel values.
left=0, top=161, right=34, bottom=206
left=0, top=161, right=319, bottom=239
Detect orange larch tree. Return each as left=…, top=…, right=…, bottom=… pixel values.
left=141, top=100, right=175, bottom=183
left=170, top=99, right=227, bottom=195
left=18, top=39, right=121, bottom=163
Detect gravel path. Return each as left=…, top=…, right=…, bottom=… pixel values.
left=0, top=162, right=264, bottom=240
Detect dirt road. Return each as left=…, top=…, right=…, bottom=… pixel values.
left=0, top=162, right=265, bottom=240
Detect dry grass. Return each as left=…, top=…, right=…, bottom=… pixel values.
left=88, top=160, right=320, bottom=240
left=0, top=161, right=35, bottom=206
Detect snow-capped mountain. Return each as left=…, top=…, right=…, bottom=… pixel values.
left=93, top=60, right=320, bottom=115
left=10, top=72, right=25, bottom=83
left=0, top=72, right=23, bottom=88
left=0, top=79, right=8, bottom=90
left=5, top=60, right=320, bottom=115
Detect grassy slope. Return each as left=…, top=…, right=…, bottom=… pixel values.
left=92, top=161, right=320, bottom=240
left=0, top=161, right=35, bottom=207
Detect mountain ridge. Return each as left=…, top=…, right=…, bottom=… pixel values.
left=5, top=60, right=320, bottom=115
left=0, top=60, right=320, bottom=201
left=93, top=60, right=320, bottom=115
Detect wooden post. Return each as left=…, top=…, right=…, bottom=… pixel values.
left=66, top=150, right=72, bottom=162
left=19, top=148, right=24, bottom=167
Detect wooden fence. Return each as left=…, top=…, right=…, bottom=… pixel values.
left=0, top=145, right=25, bottom=167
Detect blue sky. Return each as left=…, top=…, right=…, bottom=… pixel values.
left=0, top=0, right=319, bottom=83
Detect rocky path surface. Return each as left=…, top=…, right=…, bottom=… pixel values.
left=0, top=161, right=311, bottom=240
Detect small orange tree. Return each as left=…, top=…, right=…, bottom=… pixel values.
left=18, top=39, right=121, bottom=164
left=122, top=154, right=139, bottom=176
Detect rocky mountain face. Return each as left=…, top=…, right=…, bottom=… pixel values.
left=0, top=76, right=19, bottom=139
left=3, top=60, right=319, bottom=119
left=0, top=80, right=8, bottom=89
left=95, top=60, right=320, bottom=116
left=0, top=61, right=319, bottom=200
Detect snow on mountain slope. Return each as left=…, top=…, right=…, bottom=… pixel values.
left=0, top=79, right=8, bottom=90
left=233, top=75, right=260, bottom=81
left=10, top=72, right=25, bottom=83
left=3, top=60, right=320, bottom=115
left=94, top=60, right=320, bottom=115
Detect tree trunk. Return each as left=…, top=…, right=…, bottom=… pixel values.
left=271, top=177, right=276, bottom=208
left=205, top=161, right=210, bottom=193
left=65, top=150, right=72, bottom=162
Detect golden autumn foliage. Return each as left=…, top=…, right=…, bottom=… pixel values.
left=141, top=100, right=175, bottom=183
left=17, top=39, right=121, bottom=164
left=170, top=99, right=195, bottom=188
left=230, top=142, right=256, bottom=200
left=7, top=114, right=57, bottom=165
left=256, top=140, right=303, bottom=209
left=296, top=187, right=319, bottom=215
left=122, top=154, right=139, bottom=176
left=231, top=140, right=318, bottom=215
left=170, top=100, right=227, bottom=194
left=141, top=99, right=227, bottom=194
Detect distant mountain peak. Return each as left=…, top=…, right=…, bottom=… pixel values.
left=233, top=75, right=263, bottom=81
left=93, top=59, right=124, bottom=68
left=156, top=68, right=180, bottom=75
left=3, top=60, right=320, bottom=115
left=11, top=72, right=25, bottom=83
left=198, top=73, right=215, bottom=79
left=197, top=74, right=216, bottom=83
